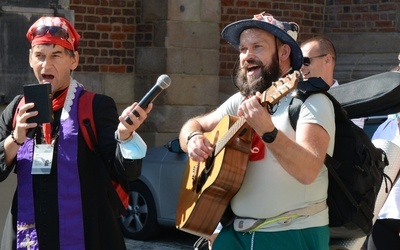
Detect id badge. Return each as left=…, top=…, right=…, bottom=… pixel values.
left=31, top=144, right=54, bottom=175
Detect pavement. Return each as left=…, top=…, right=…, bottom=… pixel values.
left=125, top=228, right=197, bottom=250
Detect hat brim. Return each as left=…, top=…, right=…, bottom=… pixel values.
left=221, top=19, right=303, bottom=70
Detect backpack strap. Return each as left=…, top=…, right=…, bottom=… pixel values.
left=78, top=91, right=128, bottom=216
left=288, top=93, right=308, bottom=130
left=78, top=91, right=97, bottom=151
left=288, top=78, right=330, bottom=130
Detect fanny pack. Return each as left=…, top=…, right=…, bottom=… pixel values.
left=233, top=201, right=327, bottom=232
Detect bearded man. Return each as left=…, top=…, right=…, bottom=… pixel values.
left=179, top=12, right=335, bottom=250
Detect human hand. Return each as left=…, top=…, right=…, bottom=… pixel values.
left=186, top=133, right=213, bottom=162
left=117, top=102, right=153, bottom=140
left=12, top=102, right=39, bottom=144
left=238, top=93, right=275, bottom=135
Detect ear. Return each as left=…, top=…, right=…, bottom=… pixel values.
left=29, top=49, right=33, bottom=68
left=70, top=51, right=79, bottom=71
left=325, top=54, right=335, bottom=66
left=279, top=44, right=291, bottom=62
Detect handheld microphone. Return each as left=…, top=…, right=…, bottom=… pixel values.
left=124, top=74, right=171, bottom=125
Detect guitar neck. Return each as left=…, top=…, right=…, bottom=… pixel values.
left=214, top=117, right=246, bottom=155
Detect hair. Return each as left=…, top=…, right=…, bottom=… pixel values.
left=301, top=36, right=337, bottom=65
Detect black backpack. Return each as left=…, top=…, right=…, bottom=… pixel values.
left=288, top=78, right=389, bottom=239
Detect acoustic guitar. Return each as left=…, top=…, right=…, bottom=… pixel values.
left=176, top=71, right=300, bottom=238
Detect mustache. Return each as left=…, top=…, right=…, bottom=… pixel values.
left=238, top=59, right=264, bottom=70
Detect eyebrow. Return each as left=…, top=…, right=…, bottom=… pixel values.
left=52, top=51, right=64, bottom=55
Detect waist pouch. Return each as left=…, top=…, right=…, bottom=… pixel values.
left=233, top=201, right=327, bottom=232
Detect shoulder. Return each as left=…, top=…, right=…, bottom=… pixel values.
left=81, top=91, right=116, bottom=106
left=298, top=93, right=335, bottom=130
left=93, top=93, right=115, bottom=104
left=216, top=92, right=245, bottom=115
left=303, top=93, right=334, bottom=112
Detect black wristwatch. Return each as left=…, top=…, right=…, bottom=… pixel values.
left=261, top=127, right=278, bottom=143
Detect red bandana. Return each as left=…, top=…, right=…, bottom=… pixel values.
left=26, top=16, right=80, bottom=51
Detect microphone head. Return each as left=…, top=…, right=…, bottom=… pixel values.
left=157, top=74, right=171, bottom=89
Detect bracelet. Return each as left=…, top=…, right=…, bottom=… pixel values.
left=186, top=131, right=203, bottom=145
left=11, top=130, right=24, bottom=146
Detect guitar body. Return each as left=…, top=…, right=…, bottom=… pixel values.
left=176, top=115, right=252, bottom=237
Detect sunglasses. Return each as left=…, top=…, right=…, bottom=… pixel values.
left=303, top=54, right=327, bottom=66
left=33, top=26, right=70, bottom=40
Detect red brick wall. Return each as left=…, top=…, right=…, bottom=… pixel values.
left=219, top=0, right=326, bottom=76
left=219, top=0, right=398, bottom=77
left=70, top=0, right=140, bottom=73
left=69, top=0, right=398, bottom=77
left=325, top=0, right=398, bottom=32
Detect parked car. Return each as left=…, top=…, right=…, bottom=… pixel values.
left=119, top=138, right=188, bottom=240
left=118, top=115, right=387, bottom=241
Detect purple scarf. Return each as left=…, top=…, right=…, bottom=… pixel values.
left=16, top=84, right=85, bottom=250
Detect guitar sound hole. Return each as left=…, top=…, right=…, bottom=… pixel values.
left=195, top=172, right=207, bottom=193
left=195, top=153, right=216, bottom=193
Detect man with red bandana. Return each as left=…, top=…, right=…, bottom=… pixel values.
left=0, top=16, right=151, bottom=250
left=179, top=13, right=334, bottom=249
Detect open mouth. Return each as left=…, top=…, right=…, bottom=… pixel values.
left=247, top=65, right=261, bottom=73
left=42, top=74, right=54, bottom=81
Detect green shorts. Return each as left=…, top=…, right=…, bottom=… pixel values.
left=212, top=224, right=329, bottom=250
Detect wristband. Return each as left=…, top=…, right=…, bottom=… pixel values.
left=11, top=130, right=24, bottom=146
left=186, top=131, right=203, bottom=145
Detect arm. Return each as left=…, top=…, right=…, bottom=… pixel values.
left=179, top=92, right=244, bottom=162
left=239, top=94, right=331, bottom=184
left=0, top=96, right=38, bottom=180
left=93, top=95, right=146, bottom=182
left=179, top=111, right=221, bottom=162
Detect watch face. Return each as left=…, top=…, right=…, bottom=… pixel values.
left=262, top=134, right=274, bottom=143
left=262, top=128, right=278, bottom=143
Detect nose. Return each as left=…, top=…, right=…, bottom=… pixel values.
left=41, top=57, right=52, bottom=69
left=241, top=48, right=255, bottom=61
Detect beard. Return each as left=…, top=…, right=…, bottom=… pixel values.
left=235, top=57, right=282, bottom=97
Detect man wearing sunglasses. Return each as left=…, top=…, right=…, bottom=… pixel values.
left=0, top=16, right=152, bottom=250
left=300, top=36, right=365, bottom=129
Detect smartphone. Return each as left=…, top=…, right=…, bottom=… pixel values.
left=23, top=83, right=53, bottom=124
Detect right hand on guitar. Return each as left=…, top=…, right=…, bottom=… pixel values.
left=186, top=133, right=213, bottom=162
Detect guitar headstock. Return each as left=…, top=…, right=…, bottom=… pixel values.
left=260, top=71, right=301, bottom=106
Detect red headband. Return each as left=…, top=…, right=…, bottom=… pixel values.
left=26, top=17, right=80, bottom=51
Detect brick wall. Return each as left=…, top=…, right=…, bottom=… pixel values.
left=325, top=0, right=399, bottom=33
left=64, top=0, right=400, bottom=144
left=70, top=0, right=399, bottom=79
left=219, top=1, right=399, bottom=80
left=70, top=0, right=139, bottom=74
left=219, top=1, right=326, bottom=77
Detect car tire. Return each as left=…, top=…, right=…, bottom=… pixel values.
left=119, top=181, right=160, bottom=240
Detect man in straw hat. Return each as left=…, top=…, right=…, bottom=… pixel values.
left=179, top=12, right=335, bottom=249
left=0, top=16, right=152, bottom=250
